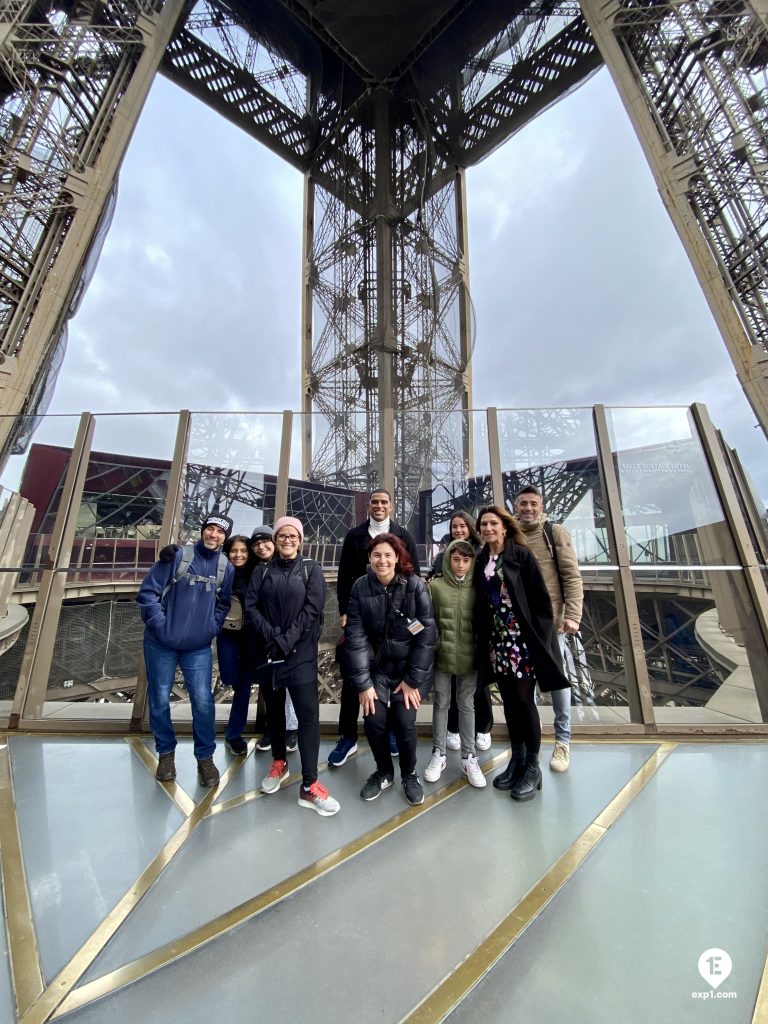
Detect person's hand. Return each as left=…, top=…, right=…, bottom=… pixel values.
left=563, top=618, right=579, bottom=634
left=339, top=614, right=347, bottom=628
left=159, top=543, right=179, bottom=562
left=394, top=681, right=421, bottom=710
left=359, top=687, right=377, bottom=716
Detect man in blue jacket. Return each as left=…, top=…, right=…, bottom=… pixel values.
left=137, top=513, right=234, bottom=787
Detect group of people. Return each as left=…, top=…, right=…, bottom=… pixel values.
left=136, top=483, right=584, bottom=816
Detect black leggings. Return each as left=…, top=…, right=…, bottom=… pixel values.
left=496, top=674, right=540, bottom=755
left=261, top=680, right=319, bottom=786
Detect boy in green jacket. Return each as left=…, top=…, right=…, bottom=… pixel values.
left=425, top=539, right=486, bottom=788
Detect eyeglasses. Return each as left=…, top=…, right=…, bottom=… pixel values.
left=252, top=539, right=272, bottom=545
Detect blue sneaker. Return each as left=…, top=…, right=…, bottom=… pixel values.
left=328, top=737, right=358, bottom=767
left=389, top=732, right=399, bottom=757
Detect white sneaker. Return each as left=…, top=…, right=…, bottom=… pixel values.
left=475, top=732, right=491, bottom=751
left=550, top=742, right=570, bottom=772
left=446, top=732, right=460, bottom=751
left=461, top=754, right=487, bottom=788
left=424, top=748, right=446, bottom=782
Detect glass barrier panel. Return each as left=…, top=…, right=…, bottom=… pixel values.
left=606, top=407, right=740, bottom=567
left=75, top=413, right=180, bottom=580
left=0, top=571, right=31, bottom=717
left=633, top=567, right=765, bottom=724
left=0, top=414, right=84, bottom=574
left=185, top=412, right=286, bottom=541
left=496, top=407, right=610, bottom=565
left=562, top=568, right=633, bottom=725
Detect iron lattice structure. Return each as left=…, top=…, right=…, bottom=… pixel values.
left=1, top=0, right=768, bottom=505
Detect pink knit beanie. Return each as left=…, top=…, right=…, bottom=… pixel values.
left=273, top=516, right=304, bottom=543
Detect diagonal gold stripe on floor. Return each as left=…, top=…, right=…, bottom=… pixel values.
left=125, top=737, right=197, bottom=816
left=0, top=741, right=44, bottom=1018
left=50, top=750, right=510, bottom=1019
left=18, top=750, right=245, bottom=1024
left=400, top=741, right=676, bottom=1024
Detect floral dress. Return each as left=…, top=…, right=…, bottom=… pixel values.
left=482, top=554, right=534, bottom=681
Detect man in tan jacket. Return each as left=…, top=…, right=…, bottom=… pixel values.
left=513, top=485, right=584, bottom=773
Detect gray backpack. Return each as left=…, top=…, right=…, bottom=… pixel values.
left=160, top=544, right=229, bottom=610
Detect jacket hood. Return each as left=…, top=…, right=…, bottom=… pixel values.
left=442, top=539, right=475, bottom=586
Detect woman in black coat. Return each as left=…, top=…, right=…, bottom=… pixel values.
left=245, top=516, right=339, bottom=817
left=474, top=505, right=570, bottom=802
left=344, top=533, right=436, bottom=806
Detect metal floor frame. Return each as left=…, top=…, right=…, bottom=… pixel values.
left=0, top=733, right=766, bottom=1023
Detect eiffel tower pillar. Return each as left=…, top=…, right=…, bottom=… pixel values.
left=0, top=0, right=187, bottom=461
left=581, top=0, right=768, bottom=438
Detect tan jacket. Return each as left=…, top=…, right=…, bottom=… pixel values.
left=512, top=514, right=583, bottom=630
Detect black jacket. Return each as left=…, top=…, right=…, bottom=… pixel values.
left=337, top=521, right=420, bottom=616
left=344, top=568, right=435, bottom=702
left=474, top=539, right=569, bottom=693
left=245, top=556, right=326, bottom=686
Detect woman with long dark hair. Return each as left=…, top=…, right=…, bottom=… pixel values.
left=474, top=505, right=569, bottom=802
left=344, top=533, right=436, bottom=806
left=218, top=534, right=258, bottom=756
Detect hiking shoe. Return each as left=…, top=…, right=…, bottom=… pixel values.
left=389, top=732, right=399, bottom=757
left=155, top=751, right=176, bottom=782
left=462, top=754, right=487, bottom=788
left=328, top=737, right=358, bottom=767
left=225, top=736, right=247, bottom=757
left=424, top=749, right=446, bottom=782
left=402, top=772, right=424, bottom=805
left=260, top=759, right=289, bottom=794
left=475, top=732, right=492, bottom=751
left=360, top=770, right=394, bottom=801
left=446, top=731, right=461, bottom=751
left=256, top=733, right=271, bottom=751
left=286, top=730, right=298, bottom=753
left=197, top=757, right=220, bottom=787
left=550, top=742, right=570, bottom=773
left=298, top=780, right=340, bottom=816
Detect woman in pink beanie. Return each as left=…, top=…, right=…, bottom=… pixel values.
left=245, top=516, right=340, bottom=816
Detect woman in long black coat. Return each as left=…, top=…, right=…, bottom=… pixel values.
left=474, top=505, right=570, bottom=802
left=344, top=533, right=436, bottom=807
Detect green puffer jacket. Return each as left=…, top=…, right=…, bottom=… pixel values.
left=428, top=539, right=476, bottom=674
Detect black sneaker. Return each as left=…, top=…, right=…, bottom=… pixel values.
left=360, top=770, right=394, bottom=801
left=197, top=757, right=220, bottom=788
left=286, top=730, right=298, bottom=753
left=402, top=772, right=424, bottom=806
left=155, top=751, right=176, bottom=782
left=225, top=736, right=247, bottom=756
left=256, top=733, right=271, bottom=752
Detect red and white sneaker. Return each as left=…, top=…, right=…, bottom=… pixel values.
left=260, top=759, right=289, bottom=794
left=298, top=779, right=340, bottom=816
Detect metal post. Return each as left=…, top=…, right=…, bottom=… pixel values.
left=690, top=402, right=768, bottom=721
left=486, top=407, right=504, bottom=508
left=274, top=410, right=294, bottom=520
left=11, top=413, right=95, bottom=725
left=592, top=404, right=655, bottom=726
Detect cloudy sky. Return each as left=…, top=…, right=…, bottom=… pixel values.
left=36, top=61, right=768, bottom=501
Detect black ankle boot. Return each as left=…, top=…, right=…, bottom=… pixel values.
left=493, top=746, right=526, bottom=790
left=510, top=756, right=542, bottom=802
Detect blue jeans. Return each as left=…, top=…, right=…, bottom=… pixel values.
left=217, top=630, right=253, bottom=742
left=552, top=633, right=573, bottom=744
left=144, top=631, right=216, bottom=760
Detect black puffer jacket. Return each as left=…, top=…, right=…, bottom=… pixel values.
left=245, top=556, right=326, bottom=686
left=344, top=567, right=436, bottom=702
